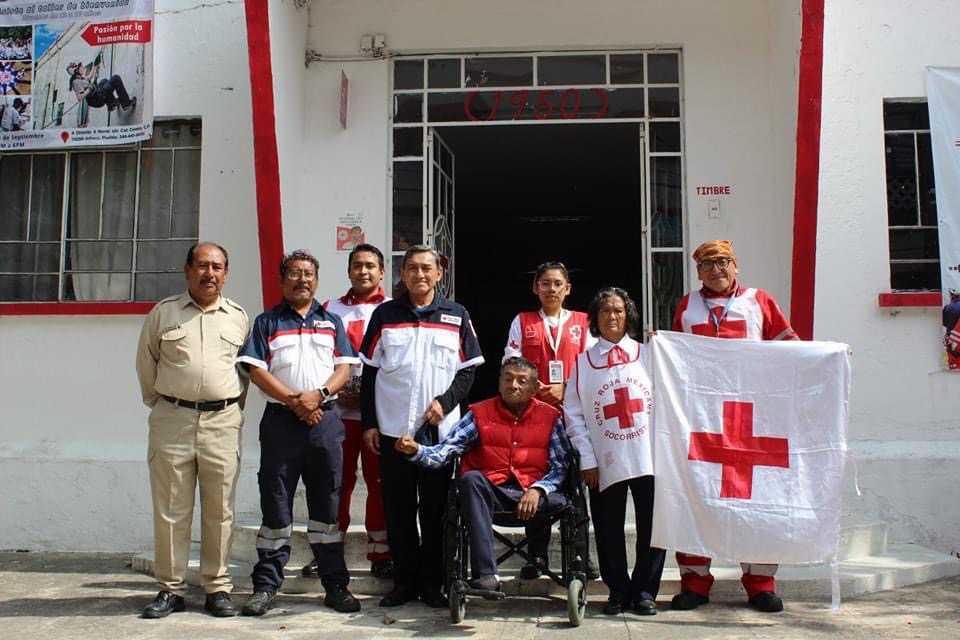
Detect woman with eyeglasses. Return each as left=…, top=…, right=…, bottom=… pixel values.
left=502, top=261, right=597, bottom=579
left=670, top=239, right=799, bottom=614
left=563, top=287, right=665, bottom=616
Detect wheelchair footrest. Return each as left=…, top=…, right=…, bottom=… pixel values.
left=464, top=587, right=507, bottom=601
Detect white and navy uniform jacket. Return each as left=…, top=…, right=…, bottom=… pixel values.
left=237, top=299, right=359, bottom=398
left=360, top=293, right=485, bottom=440
left=672, top=284, right=798, bottom=341
left=323, top=287, right=390, bottom=421
left=564, top=335, right=654, bottom=492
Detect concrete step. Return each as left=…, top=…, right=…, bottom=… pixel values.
left=229, top=520, right=890, bottom=569
left=131, top=541, right=960, bottom=600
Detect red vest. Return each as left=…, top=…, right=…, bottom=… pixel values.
left=460, top=397, right=559, bottom=490
left=518, top=310, right=590, bottom=383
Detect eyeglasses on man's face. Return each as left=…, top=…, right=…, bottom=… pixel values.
left=697, top=257, right=732, bottom=272
left=285, top=269, right=317, bottom=281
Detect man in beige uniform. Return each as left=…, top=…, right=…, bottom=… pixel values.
left=135, top=242, right=250, bottom=619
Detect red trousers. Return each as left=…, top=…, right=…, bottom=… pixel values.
left=339, top=418, right=390, bottom=561
left=675, top=552, right=777, bottom=599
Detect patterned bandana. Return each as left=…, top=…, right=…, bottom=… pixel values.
left=692, top=239, right=737, bottom=264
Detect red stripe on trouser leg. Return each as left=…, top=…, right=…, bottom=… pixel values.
left=338, top=419, right=362, bottom=531
left=741, top=563, right=777, bottom=599
left=676, top=552, right=714, bottom=596
left=339, top=418, right=391, bottom=561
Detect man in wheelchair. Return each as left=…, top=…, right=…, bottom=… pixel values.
left=395, top=356, right=570, bottom=592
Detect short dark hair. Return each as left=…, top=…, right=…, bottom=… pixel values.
left=185, top=242, right=229, bottom=269
left=280, top=249, right=319, bottom=279
left=402, top=244, right=441, bottom=269
left=501, top=356, right=539, bottom=384
left=347, top=243, right=384, bottom=269
left=534, top=261, right=569, bottom=282
left=587, top=287, right=640, bottom=339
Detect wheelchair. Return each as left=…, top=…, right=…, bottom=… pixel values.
left=442, top=447, right=591, bottom=626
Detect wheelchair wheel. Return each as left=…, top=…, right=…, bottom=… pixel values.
left=567, top=578, right=586, bottom=626
left=449, top=580, right=467, bottom=624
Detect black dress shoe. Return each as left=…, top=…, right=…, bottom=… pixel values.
left=468, top=575, right=500, bottom=591
left=371, top=559, right=394, bottom=579
left=379, top=585, right=419, bottom=607
left=749, top=591, right=784, bottom=613
left=204, top=591, right=239, bottom=617
left=241, top=590, right=277, bottom=616
left=142, top=591, right=185, bottom=618
left=420, top=588, right=448, bottom=608
left=325, top=585, right=361, bottom=613
left=301, top=559, right=320, bottom=578
left=632, top=598, right=658, bottom=615
left=520, top=556, right=547, bottom=579
left=671, top=591, right=709, bottom=610
left=602, top=597, right=625, bottom=615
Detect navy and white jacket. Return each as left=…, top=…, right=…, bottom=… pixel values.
left=238, top=299, right=358, bottom=400
left=360, top=293, right=484, bottom=439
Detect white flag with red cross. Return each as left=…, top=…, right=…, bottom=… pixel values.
left=648, top=331, right=850, bottom=564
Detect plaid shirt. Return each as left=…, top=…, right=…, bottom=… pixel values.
left=410, top=408, right=571, bottom=495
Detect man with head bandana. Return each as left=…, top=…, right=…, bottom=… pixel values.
left=670, top=239, right=798, bottom=614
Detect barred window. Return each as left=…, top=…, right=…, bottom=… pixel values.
left=0, top=119, right=201, bottom=302
left=883, top=101, right=940, bottom=291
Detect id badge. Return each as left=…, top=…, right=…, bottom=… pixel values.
left=548, top=360, right=564, bottom=384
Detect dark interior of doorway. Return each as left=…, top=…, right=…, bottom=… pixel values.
left=439, top=123, right=643, bottom=402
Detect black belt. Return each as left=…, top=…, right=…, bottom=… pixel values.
left=162, top=395, right=240, bottom=412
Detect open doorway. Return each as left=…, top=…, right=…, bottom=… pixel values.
left=439, top=123, right=644, bottom=400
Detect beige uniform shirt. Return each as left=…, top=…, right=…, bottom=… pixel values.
left=136, top=291, right=250, bottom=407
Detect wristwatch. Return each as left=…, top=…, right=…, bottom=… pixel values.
left=319, top=386, right=331, bottom=400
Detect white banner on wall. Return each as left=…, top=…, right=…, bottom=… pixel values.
left=0, top=0, right=152, bottom=149
left=927, top=67, right=960, bottom=300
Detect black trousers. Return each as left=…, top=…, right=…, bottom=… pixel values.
left=589, top=475, right=665, bottom=605
left=458, top=471, right=567, bottom=578
left=251, top=404, right=348, bottom=591
left=85, top=75, right=132, bottom=109
left=379, top=434, right=450, bottom=593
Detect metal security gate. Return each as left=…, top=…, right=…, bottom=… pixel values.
left=388, top=50, right=686, bottom=329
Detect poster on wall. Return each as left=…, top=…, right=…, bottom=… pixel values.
left=336, top=212, right=365, bottom=251
left=926, top=67, right=960, bottom=370
left=0, top=0, right=152, bottom=150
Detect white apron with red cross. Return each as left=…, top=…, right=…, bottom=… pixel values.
left=568, top=336, right=654, bottom=492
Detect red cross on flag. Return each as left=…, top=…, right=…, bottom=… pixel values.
left=648, top=331, right=850, bottom=564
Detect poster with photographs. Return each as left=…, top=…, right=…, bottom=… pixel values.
left=0, top=0, right=152, bottom=149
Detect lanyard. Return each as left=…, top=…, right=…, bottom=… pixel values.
left=540, top=308, right=569, bottom=357
left=702, top=287, right=739, bottom=337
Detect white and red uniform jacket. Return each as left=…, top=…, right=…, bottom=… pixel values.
left=323, top=287, right=389, bottom=421
left=503, top=309, right=595, bottom=384
left=672, top=285, right=798, bottom=341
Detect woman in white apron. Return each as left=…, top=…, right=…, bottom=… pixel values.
left=563, top=287, right=665, bottom=615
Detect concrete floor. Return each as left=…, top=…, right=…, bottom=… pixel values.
left=1, top=552, right=959, bottom=640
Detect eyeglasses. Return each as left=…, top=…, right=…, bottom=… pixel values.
left=285, top=269, right=317, bottom=281
left=697, top=257, right=732, bottom=272
left=537, top=280, right=567, bottom=290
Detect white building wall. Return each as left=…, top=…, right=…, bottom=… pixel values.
left=299, top=0, right=801, bottom=307
left=1, top=0, right=807, bottom=551
left=817, top=0, right=960, bottom=553
left=0, top=0, right=262, bottom=551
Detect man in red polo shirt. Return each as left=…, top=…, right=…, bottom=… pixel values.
left=671, top=239, right=798, bottom=613
left=395, top=357, right=570, bottom=591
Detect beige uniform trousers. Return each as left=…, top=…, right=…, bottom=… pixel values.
left=147, top=399, right=243, bottom=595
